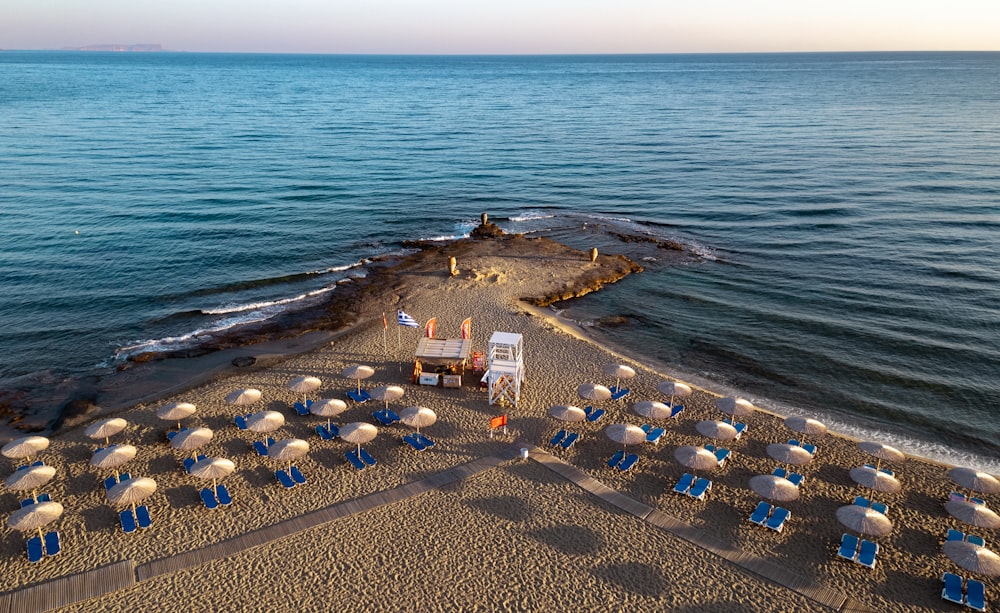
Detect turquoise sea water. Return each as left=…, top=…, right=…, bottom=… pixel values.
left=1, top=51, right=998, bottom=470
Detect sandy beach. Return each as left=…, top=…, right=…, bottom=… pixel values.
left=1, top=227, right=995, bottom=612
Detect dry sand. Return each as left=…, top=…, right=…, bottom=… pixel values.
left=1, top=233, right=995, bottom=612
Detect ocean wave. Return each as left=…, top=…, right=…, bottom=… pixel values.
left=508, top=212, right=556, bottom=222
left=201, top=286, right=335, bottom=315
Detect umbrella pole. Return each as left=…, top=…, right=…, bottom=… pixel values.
left=212, top=478, right=218, bottom=496
left=327, top=417, right=332, bottom=430
left=357, top=380, right=361, bottom=395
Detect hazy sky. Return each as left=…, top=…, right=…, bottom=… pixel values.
left=3, top=0, right=998, bottom=54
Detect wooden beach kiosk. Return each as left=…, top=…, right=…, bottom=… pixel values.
left=414, top=337, right=473, bottom=387
left=486, top=332, right=524, bottom=408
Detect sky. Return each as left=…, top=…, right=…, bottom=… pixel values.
left=2, top=0, right=999, bottom=54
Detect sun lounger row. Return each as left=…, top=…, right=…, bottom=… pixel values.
left=104, top=473, right=131, bottom=491
left=772, top=467, right=804, bottom=487
left=373, top=408, right=400, bottom=426
left=723, top=418, right=747, bottom=439
left=639, top=424, right=665, bottom=445
left=253, top=437, right=276, bottom=457
left=120, top=505, right=152, bottom=534
left=747, top=501, right=790, bottom=531
left=863, top=463, right=893, bottom=477
left=853, top=496, right=888, bottom=516
left=788, top=439, right=817, bottom=455
left=15, top=460, right=45, bottom=472
left=346, top=389, right=371, bottom=403
left=584, top=406, right=605, bottom=422
left=943, top=572, right=986, bottom=611
left=673, top=473, right=712, bottom=500
left=293, top=399, right=314, bottom=416
left=345, top=448, right=378, bottom=470
left=949, top=491, right=986, bottom=505
left=703, top=444, right=731, bottom=468
left=275, top=466, right=307, bottom=488
left=403, top=433, right=435, bottom=451
left=200, top=484, right=233, bottom=509
left=549, top=430, right=579, bottom=449
left=316, top=423, right=339, bottom=440
left=947, top=529, right=986, bottom=547
left=609, top=385, right=630, bottom=401
left=26, top=531, right=61, bottom=563
left=837, top=533, right=878, bottom=568
left=20, top=493, right=52, bottom=507
left=606, top=449, right=639, bottom=471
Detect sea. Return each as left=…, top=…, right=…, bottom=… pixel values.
left=2, top=51, right=998, bottom=472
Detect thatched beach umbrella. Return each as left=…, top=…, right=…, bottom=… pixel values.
left=605, top=424, right=646, bottom=450
left=85, top=418, right=128, bottom=447
left=226, top=388, right=262, bottom=407
left=91, top=444, right=137, bottom=479
left=943, top=541, right=1000, bottom=577
left=602, top=363, right=635, bottom=394
left=656, top=381, right=692, bottom=408
left=716, top=397, right=755, bottom=418
left=157, top=402, right=196, bottom=431
left=696, top=420, right=739, bottom=442
left=766, top=443, right=814, bottom=468
left=341, top=365, right=375, bottom=395
left=549, top=405, right=587, bottom=423
left=339, top=422, right=378, bottom=456
left=267, top=438, right=310, bottom=472
left=749, top=474, right=800, bottom=503
left=310, top=398, right=349, bottom=431
left=948, top=467, right=1000, bottom=502
left=850, top=465, right=902, bottom=494
left=5, top=464, right=57, bottom=504
left=287, top=375, right=321, bottom=406
left=633, top=400, right=673, bottom=421
left=836, top=503, right=893, bottom=537
left=170, top=427, right=213, bottom=461
left=578, top=383, right=612, bottom=405
left=2, top=436, right=50, bottom=465
left=675, top=446, right=720, bottom=474
left=246, top=411, right=285, bottom=451
left=8, top=500, right=63, bottom=540
left=785, top=416, right=827, bottom=438
left=945, top=500, right=1000, bottom=531
left=106, top=476, right=157, bottom=514
left=370, top=385, right=404, bottom=411
left=188, top=457, right=235, bottom=498
left=400, top=406, right=437, bottom=434
left=858, top=441, right=904, bottom=473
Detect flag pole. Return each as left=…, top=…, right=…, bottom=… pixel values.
left=382, top=312, right=388, bottom=357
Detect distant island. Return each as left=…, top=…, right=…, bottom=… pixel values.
left=64, top=44, right=163, bottom=52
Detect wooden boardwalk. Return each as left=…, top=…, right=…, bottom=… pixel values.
left=1, top=443, right=871, bottom=612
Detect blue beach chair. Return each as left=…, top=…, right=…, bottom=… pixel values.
left=346, top=389, right=371, bottom=403
left=946, top=528, right=965, bottom=542
left=549, top=430, right=566, bottom=446
left=44, top=530, right=62, bottom=556
left=837, top=533, right=859, bottom=561
left=766, top=507, right=790, bottom=532
left=415, top=433, right=435, bottom=448
left=584, top=406, right=605, bottom=422
left=966, top=579, right=986, bottom=612
left=687, top=477, right=711, bottom=500
left=672, top=473, right=694, bottom=495
left=345, top=450, right=366, bottom=470
left=967, top=534, right=985, bottom=547
left=275, top=469, right=296, bottom=488
left=290, top=466, right=307, bottom=485
left=404, top=434, right=427, bottom=451
left=316, top=424, right=337, bottom=440
left=610, top=386, right=630, bottom=401
left=359, top=449, right=377, bottom=466
left=617, top=453, right=639, bottom=472
left=669, top=404, right=685, bottom=418
left=606, top=449, right=625, bottom=469
left=119, top=509, right=137, bottom=534
left=136, top=505, right=152, bottom=529
left=216, top=484, right=232, bottom=506
left=856, top=539, right=878, bottom=568
left=942, top=572, right=965, bottom=605
left=234, top=415, right=248, bottom=430
left=27, top=536, right=44, bottom=563
left=749, top=501, right=772, bottom=526
left=560, top=432, right=580, bottom=449
left=200, top=488, right=219, bottom=509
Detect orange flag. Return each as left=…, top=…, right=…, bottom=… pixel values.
left=424, top=317, right=437, bottom=338
left=490, top=415, right=507, bottom=429
left=460, top=317, right=472, bottom=340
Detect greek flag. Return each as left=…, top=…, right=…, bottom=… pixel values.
left=397, top=310, right=419, bottom=328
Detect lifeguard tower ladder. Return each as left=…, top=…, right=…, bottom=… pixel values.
left=487, top=332, right=524, bottom=409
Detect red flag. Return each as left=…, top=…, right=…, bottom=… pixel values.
left=460, top=317, right=472, bottom=340
left=490, top=415, right=507, bottom=429
left=424, top=317, right=437, bottom=338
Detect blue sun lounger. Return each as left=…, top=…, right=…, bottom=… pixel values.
left=404, top=434, right=427, bottom=451
left=942, top=572, right=965, bottom=605
left=789, top=439, right=817, bottom=455
left=136, top=505, right=152, bottom=529
left=275, top=469, right=296, bottom=488
left=766, top=507, right=790, bottom=532
left=967, top=534, right=985, bottom=547
left=609, top=386, right=630, bottom=401
left=870, top=501, right=888, bottom=515
left=672, top=473, right=694, bottom=495
left=166, top=426, right=189, bottom=441
left=947, top=529, right=966, bottom=542
left=200, top=487, right=220, bottom=509
left=372, top=409, right=400, bottom=426
left=253, top=438, right=276, bottom=457
left=216, top=484, right=232, bottom=506
left=234, top=415, right=248, bottom=430
left=966, top=579, right=986, bottom=612
left=20, top=493, right=52, bottom=507
left=837, top=533, right=860, bottom=561
left=617, top=453, right=639, bottom=472
left=749, top=501, right=772, bottom=526
left=549, top=430, right=566, bottom=446
left=669, top=404, right=685, bottom=418
left=119, top=509, right=138, bottom=534
left=704, top=444, right=731, bottom=467
left=415, top=433, right=435, bottom=448
left=560, top=432, right=580, bottom=449
left=359, top=449, right=377, bottom=466
left=346, top=389, right=371, bottom=403
left=27, top=536, right=44, bottom=563
left=43, top=530, right=61, bottom=556
left=863, top=463, right=893, bottom=476
left=723, top=418, right=747, bottom=439
left=104, top=473, right=131, bottom=491
left=584, top=406, right=605, bottom=422
left=293, top=399, right=314, bottom=416
left=856, top=539, right=877, bottom=568
left=316, top=424, right=338, bottom=440
left=640, top=424, right=665, bottom=444
left=772, top=467, right=804, bottom=487
left=290, top=466, right=307, bottom=485
left=345, top=450, right=366, bottom=470
left=687, top=477, right=711, bottom=500
left=606, top=449, right=625, bottom=469
left=183, top=454, right=208, bottom=473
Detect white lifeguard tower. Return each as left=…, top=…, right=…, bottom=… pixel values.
left=486, top=332, right=524, bottom=409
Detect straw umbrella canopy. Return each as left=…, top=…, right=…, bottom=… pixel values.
left=156, top=402, right=196, bottom=430
left=850, top=465, right=902, bottom=494
left=310, top=398, right=349, bottom=430
left=785, top=416, right=827, bottom=439
left=188, top=457, right=235, bottom=497
left=578, top=383, right=612, bottom=405
left=226, top=388, right=262, bottom=407
left=945, top=500, right=1000, bottom=530
left=170, top=427, right=213, bottom=460
left=287, top=376, right=321, bottom=405
left=339, top=422, right=378, bottom=455
left=857, top=441, right=904, bottom=473
left=267, top=438, right=310, bottom=472
left=5, top=464, right=57, bottom=503
left=943, top=541, right=1000, bottom=577
left=341, top=365, right=375, bottom=395
left=2, top=436, right=50, bottom=464
left=106, top=476, right=157, bottom=514
left=605, top=423, right=647, bottom=449
left=7, top=500, right=63, bottom=540
left=90, top=444, right=137, bottom=479
left=370, top=385, right=404, bottom=411
left=656, top=381, right=692, bottom=407
left=948, top=467, right=1000, bottom=502
left=85, top=418, right=128, bottom=447
left=675, top=446, right=720, bottom=474
left=246, top=411, right=284, bottom=450
left=696, top=420, right=739, bottom=442
left=767, top=443, right=814, bottom=468
left=749, top=474, right=800, bottom=503
left=836, top=503, right=893, bottom=537
left=549, top=405, right=587, bottom=423
left=633, top=400, right=673, bottom=421
left=716, top=397, right=755, bottom=418
left=602, top=363, right=635, bottom=393
left=400, top=406, right=437, bottom=434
